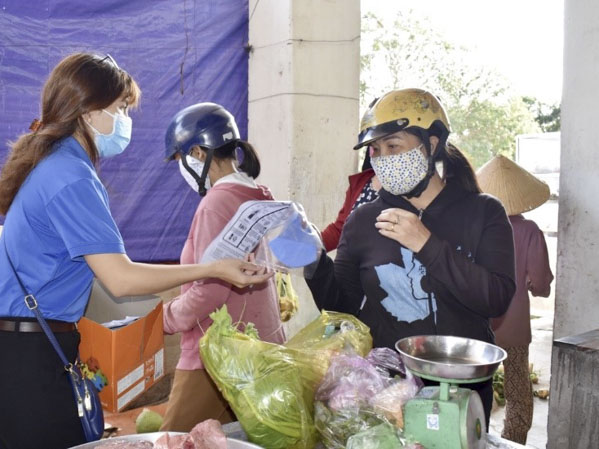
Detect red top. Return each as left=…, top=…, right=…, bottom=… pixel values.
left=491, top=215, right=553, bottom=347
left=321, top=169, right=375, bottom=252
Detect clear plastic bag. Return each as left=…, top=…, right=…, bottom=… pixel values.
left=370, top=373, right=421, bottom=429
left=315, top=401, right=386, bottom=449
left=254, top=202, right=323, bottom=275
left=201, top=200, right=323, bottom=274
left=314, top=350, right=422, bottom=447
left=275, top=271, right=299, bottom=322
left=345, top=423, right=402, bottom=449
left=345, top=423, right=425, bottom=449
left=315, top=354, right=390, bottom=411
left=314, top=354, right=390, bottom=448
left=366, top=347, right=406, bottom=377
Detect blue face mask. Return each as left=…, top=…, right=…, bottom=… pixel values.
left=89, top=109, right=132, bottom=158
left=268, top=214, right=321, bottom=268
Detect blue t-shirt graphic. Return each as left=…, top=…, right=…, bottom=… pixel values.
left=375, top=246, right=437, bottom=323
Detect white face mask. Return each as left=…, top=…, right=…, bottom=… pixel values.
left=178, top=155, right=211, bottom=193
left=370, top=144, right=429, bottom=195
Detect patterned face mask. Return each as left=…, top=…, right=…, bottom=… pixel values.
left=370, top=144, right=428, bottom=195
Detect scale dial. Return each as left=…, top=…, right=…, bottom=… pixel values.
left=463, top=390, right=486, bottom=449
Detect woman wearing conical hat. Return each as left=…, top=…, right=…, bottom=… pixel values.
left=477, top=155, right=554, bottom=445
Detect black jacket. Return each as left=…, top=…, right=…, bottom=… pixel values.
left=307, top=183, right=516, bottom=350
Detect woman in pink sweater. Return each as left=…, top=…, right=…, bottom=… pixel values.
left=160, top=103, right=285, bottom=431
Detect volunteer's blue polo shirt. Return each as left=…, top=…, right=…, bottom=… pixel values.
left=0, top=136, right=125, bottom=322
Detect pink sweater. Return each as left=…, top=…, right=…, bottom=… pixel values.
left=163, top=182, right=286, bottom=370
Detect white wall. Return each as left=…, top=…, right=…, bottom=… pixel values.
left=248, top=0, right=361, bottom=335
left=553, top=0, right=599, bottom=340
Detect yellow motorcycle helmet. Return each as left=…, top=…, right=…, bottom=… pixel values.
left=354, top=88, right=451, bottom=150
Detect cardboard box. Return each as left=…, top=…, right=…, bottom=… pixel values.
left=78, top=280, right=165, bottom=412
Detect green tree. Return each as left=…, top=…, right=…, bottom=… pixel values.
left=361, top=10, right=541, bottom=167
left=522, top=96, right=561, bottom=132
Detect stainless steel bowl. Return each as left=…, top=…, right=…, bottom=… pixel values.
left=68, top=432, right=264, bottom=448
left=395, top=335, right=507, bottom=382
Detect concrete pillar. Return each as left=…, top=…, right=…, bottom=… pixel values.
left=548, top=0, right=599, bottom=446
left=553, top=0, right=599, bottom=340
left=248, top=0, right=361, bottom=335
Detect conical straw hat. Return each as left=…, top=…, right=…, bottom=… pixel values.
left=476, top=155, right=550, bottom=216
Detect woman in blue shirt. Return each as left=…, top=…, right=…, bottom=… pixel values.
left=0, top=53, right=269, bottom=449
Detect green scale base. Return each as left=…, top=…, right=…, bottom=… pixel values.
left=404, top=382, right=486, bottom=449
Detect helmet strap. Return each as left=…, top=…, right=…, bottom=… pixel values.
left=197, top=148, right=214, bottom=196
left=180, top=148, right=213, bottom=196
left=402, top=127, right=449, bottom=199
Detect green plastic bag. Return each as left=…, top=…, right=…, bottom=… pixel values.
left=200, top=308, right=373, bottom=449
left=200, top=306, right=318, bottom=449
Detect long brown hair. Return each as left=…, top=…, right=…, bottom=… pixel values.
left=0, top=53, right=140, bottom=215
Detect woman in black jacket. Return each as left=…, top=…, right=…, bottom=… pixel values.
left=306, top=88, right=515, bottom=426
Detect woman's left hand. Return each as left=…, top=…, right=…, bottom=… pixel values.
left=375, top=208, right=431, bottom=253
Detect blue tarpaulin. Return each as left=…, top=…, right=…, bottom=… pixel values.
left=0, top=0, right=249, bottom=261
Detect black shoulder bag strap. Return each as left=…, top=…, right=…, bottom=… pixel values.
left=2, top=238, right=100, bottom=431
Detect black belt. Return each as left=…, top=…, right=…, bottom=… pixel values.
left=0, top=318, right=76, bottom=333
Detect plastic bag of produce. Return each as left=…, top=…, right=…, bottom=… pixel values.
left=345, top=423, right=402, bottom=449
left=314, top=353, right=390, bottom=448
left=200, top=306, right=318, bottom=449
left=370, top=374, right=420, bottom=429
left=345, top=423, right=425, bottom=449
left=314, top=350, right=422, bottom=447
left=314, top=401, right=386, bottom=449
left=285, top=310, right=372, bottom=355
left=316, top=354, right=390, bottom=411
left=366, top=347, right=406, bottom=377
left=276, top=271, right=299, bottom=322
left=285, top=310, right=373, bottom=394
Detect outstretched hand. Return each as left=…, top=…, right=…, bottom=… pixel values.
left=209, top=257, right=273, bottom=288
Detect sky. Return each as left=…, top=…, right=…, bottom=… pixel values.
left=361, top=0, right=564, bottom=105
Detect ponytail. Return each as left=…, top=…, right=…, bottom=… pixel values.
left=404, top=127, right=481, bottom=195
left=236, top=141, right=261, bottom=179
left=441, top=142, right=481, bottom=194
left=212, top=140, right=261, bottom=179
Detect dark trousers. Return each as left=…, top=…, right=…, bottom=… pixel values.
left=0, top=326, right=86, bottom=449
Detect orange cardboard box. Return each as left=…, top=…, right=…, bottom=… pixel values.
left=78, top=281, right=165, bottom=412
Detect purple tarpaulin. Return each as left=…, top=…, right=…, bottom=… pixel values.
left=0, top=0, right=249, bottom=261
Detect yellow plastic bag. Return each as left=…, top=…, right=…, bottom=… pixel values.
left=276, top=271, right=299, bottom=322
left=285, top=310, right=373, bottom=355
left=285, top=310, right=373, bottom=394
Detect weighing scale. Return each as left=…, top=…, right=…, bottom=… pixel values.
left=396, top=335, right=507, bottom=449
